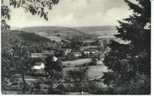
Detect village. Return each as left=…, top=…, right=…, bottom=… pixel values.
left=30, top=35, right=113, bottom=72
left=3, top=34, right=114, bottom=94
left=30, top=35, right=114, bottom=94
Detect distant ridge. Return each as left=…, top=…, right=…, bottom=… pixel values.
left=22, top=26, right=117, bottom=38
left=74, top=25, right=116, bottom=32
left=74, top=26, right=117, bottom=36
left=22, top=26, right=116, bottom=33
left=22, top=26, right=85, bottom=34
left=22, top=26, right=94, bottom=40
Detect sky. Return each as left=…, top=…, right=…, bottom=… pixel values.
left=7, top=0, right=135, bottom=28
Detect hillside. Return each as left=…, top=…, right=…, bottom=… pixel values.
left=1, top=30, right=51, bottom=48
left=22, top=26, right=91, bottom=40
left=21, top=26, right=117, bottom=41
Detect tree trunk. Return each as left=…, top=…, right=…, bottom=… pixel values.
left=22, top=73, right=26, bottom=94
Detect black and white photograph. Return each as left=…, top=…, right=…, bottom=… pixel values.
left=1, top=0, right=151, bottom=95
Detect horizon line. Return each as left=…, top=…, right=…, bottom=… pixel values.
left=11, top=25, right=116, bottom=29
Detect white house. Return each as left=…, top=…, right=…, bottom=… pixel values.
left=32, top=62, right=45, bottom=70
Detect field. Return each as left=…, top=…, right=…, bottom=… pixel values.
left=63, top=58, right=108, bottom=80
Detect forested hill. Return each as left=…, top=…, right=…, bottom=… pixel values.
left=1, top=30, right=51, bottom=48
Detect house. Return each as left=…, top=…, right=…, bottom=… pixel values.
left=30, top=50, right=58, bottom=75
left=83, top=48, right=99, bottom=57
left=31, top=62, right=46, bottom=74
left=53, top=56, right=58, bottom=62
left=83, top=50, right=90, bottom=55
left=71, top=51, right=82, bottom=58
left=64, top=48, right=72, bottom=55
left=32, top=62, right=45, bottom=70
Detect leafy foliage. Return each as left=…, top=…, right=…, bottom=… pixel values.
left=1, top=38, right=32, bottom=93
left=1, top=5, right=10, bottom=19
left=1, top=30, right=64, bottom=94
left=103, top=0, right=151, bottom=94
left=69, top=36, right=84, bottom=50
left=1, top=0, right=60, bottom=33
left=1, top=0, right=59, bottom=20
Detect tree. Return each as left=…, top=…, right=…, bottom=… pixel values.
left=1, top=0, right=59, bottom=20
left=1, top=0, right=60, bottom=94
left=66, top=66, right=88, bottom=93
left=1, top=0, right=60, bottom=32
left=1, top=39, right=32, bottom=93
left=103, top=0, right=151, bottom=94
left=43, top=55, right=64, bottom=94
left=44, top=55, right=63, bottom=80
left=69, top=36, right=83, bottom=50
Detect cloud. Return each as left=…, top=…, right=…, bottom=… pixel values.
left=8, top=0, right=134, bottom=28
